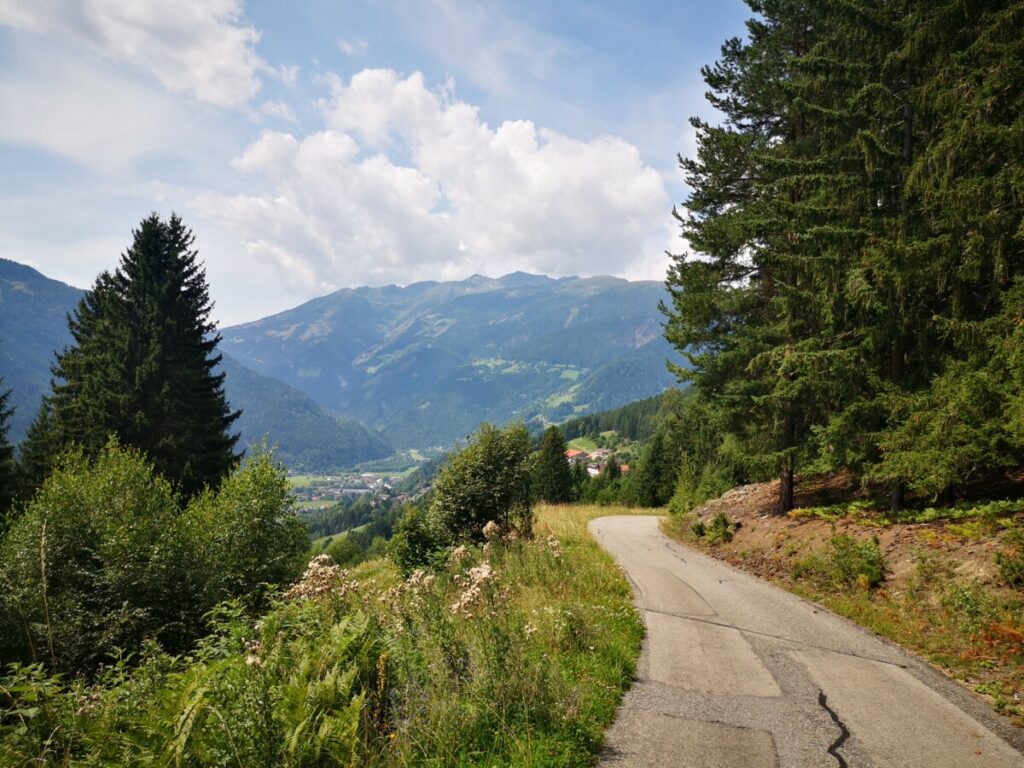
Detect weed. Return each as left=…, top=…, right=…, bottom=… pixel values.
left=941, top=582, right=995, bottom=634
left=792, top=534, right=886, bottom=590
left=995, top=528, right=1024, bottom=588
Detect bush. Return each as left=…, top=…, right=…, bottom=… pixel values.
left=0, top=442, right=180, bottom=672
left=388, top=506, right=440, bottom=575
left=691, top=513, right=734, bottom=544
left=178, top=447, right=307, bottom=611
left=429, top=423, right=534, bottom=544
left=995, top=528, right=1024, bottom=588
left=0, top=442, right=307, bottom=674
left=793, top=534, right=886, bottom=590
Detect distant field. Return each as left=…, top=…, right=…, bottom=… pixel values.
left=295, top=499, right=335, bottom=512
left=568, top=436, right=598, bottom=452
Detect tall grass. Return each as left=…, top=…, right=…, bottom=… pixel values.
left=0, top=504, right=644, bottom=766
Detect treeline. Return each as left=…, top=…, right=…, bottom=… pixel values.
left=304, top=494, right=405, bottom=565
left=663, top=0, right=1024, bottom=512
left=560, top=392, right=664, bottom=442
left=531, top=389, right=733, bottom=512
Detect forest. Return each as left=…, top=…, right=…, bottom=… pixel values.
left=662, top=0, right=1024, bottom=513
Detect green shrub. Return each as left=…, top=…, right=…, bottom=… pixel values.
left=705, top=513, right=735, bottom=544
left=995, top=528, right=1024, bottom=588
left=388, top=506, right=439, bottom=574
left=429, top=422, right=534, bottom=544
left=0, top=442, right=307, bottom=674
left=691, top=513, right=734, bottom=544
left=941, top=581, right=996, bottom=633
left=793, top=534, right=886, bottom=590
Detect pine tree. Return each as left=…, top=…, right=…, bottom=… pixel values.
left=664, top=1, right=842, bottom=512
left=533, top=425, right=574, bottom=503
left=0, top=380, right=16, bottom=517
left=46, top=213, right=240, bottom=499
left=16, top=397, right=59, bottom=500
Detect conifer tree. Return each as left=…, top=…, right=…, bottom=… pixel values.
left=0, top=380, right=16, bottom=517
left=533, top=425, right=574, bottom=503
left=664, top=1, right=839, bottom=512
left=46, top=213, right=240, bottom=499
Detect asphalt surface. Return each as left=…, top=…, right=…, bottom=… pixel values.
left=590, top=515, right=1024, bottom=768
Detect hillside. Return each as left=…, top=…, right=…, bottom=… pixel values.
left=0, top=259, right=390, bottom=469
left=0, top=258, right=82, bottom=440
left=222, top=272, right=677, bottom=447
left=219, top=355, right=392, bottom=471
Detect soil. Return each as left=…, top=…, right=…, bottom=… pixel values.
left=687, top=474, right=1016, bottom=590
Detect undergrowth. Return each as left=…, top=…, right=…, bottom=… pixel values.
left=0, top=505, right=644, bottom=766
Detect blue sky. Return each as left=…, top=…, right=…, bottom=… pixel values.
left=0, top=0, right=750, bottom=325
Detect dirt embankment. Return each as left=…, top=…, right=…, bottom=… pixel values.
left=686, top=477, right=1010, bottom=588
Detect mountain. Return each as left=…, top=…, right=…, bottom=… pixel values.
left=222, top=272, right=679, bottom=447
left=220, top=355, right=391, bottom=471
left=0, top=259, right=80, bottom=441
left=0, top=259, right=391, bottom=470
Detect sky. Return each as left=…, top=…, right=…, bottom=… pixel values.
left=0, top=0, right=750, bottom=326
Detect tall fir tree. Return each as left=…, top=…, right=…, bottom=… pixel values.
left=45, top=213, right=240, bottom=499
left=667, top=0, right=1023, bottom=510
left=0, top=380, right=16, bottom=518
left=664, top=0, right=843, bottom=512
left=533, top=425, right=574, bottom=503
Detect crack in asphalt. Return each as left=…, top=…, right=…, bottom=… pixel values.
left=817, top=690, right=850, bottom=768
left=640, top=607, right=909, bottom=670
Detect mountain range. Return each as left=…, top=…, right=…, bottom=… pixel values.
left=221, top=272, right=679, bottom=447
left=0, top=258, right=680, bottom=466
left=0, top=259, right=391, bottom=470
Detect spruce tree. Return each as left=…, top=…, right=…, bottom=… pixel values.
left=533, top=425, right=574, bottom=503
left=0, top=380, right=16, bottom=517
left=46, top=213, right=240, bottom=499
left=664, top=1, right=840, bottom=512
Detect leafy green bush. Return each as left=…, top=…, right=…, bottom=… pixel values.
left=429, top=422, right=534, bottom=543
left=793, top=534, right=886, bottom=590
left=691, top=513, right=734, bottom=544
left=995, top=528, right=1024, bottom=588
left=0, top=442, right=307, bottom=674
left=0, top=442, right=180, bottom=672
left=388, top=506, right=439, bottom=574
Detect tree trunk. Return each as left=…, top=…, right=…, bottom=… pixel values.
left=890, top=481, right=905, bottom=514
left=779, top=403, right=796, bottom=514
left=779, top=460, right=795, bottom=515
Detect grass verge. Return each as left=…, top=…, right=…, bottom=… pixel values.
left=0, top=504, right=644, bottom=766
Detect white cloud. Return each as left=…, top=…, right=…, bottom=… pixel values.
left=193, top=69, right=671, bottom=295
left=258, top=100, right=298, bottom=123
left=0, top=0, right=270, bottom=108
left=0, top=41, right=183, bottom=172
left=337, top=37, right=369, bottom=56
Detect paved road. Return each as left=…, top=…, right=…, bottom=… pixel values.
left=590, top=515, right=1024, bottom=768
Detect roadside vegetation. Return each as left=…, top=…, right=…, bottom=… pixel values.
left=0, top=216, right=644, bottom=766
left=663, top=483, right=1024, bottom=726
left=0, top=501, right=643, bottom=766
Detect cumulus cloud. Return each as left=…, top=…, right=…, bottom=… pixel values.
left=0, top=0, right=271, bottom=108
left=193, top=69, right=672, bottom=295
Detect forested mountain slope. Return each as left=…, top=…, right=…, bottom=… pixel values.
left=0, top=259, right=391, bottom=469
left=222, top=272, right=677, bottom=447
